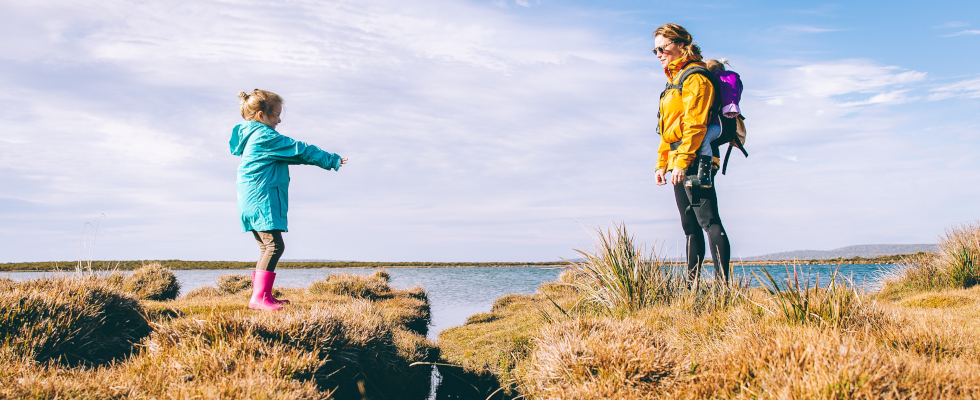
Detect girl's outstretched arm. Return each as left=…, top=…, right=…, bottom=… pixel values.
left=261, top=134, right=343, bottom=171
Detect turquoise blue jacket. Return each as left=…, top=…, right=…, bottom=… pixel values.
left=229, top=121, right=342, bottom=232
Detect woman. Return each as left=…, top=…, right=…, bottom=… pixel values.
left=653, top=23, right=731, bottom=282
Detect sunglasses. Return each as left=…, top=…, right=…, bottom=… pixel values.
left=652, top=41, right=677, bottom=56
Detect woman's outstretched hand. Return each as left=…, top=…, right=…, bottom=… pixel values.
left=670, top=168, right=686, bottom=185
left=341, top=158, right=348, bottom=165
left=655, top=169, right=667, bottom=186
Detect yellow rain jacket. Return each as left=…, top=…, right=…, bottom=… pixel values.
left=656, top=56, right=715, bottom=172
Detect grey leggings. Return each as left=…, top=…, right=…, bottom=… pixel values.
left=252, top=230, right=285, bottom=272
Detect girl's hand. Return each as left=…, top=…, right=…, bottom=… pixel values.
left=340, top=158, right=348, bottom=165
left=671, top=168, right=686, bottom=185
left=655, top=169, right=666, bottom=186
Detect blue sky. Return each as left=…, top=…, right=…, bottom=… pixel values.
left=1, top=0, right=978, bottom=263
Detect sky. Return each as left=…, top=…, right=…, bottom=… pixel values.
left=1, top=0, right=978, bottom=263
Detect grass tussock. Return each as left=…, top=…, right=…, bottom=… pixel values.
left=122, top=263, right=180, bottom=301
left=442, top=223, right=980, bottom=399
left=437, top=281, right=580, bottom=397
left=756, top=264, right=880, bottom=330
left=0, top=275, right=151, bottom=366
left=566, top=223, right=685, bottom=315
left=520, top=317, right=682, bottom=398
left=216, top=273, right=252, bottom=294
left=309, top=270, right=393, bottom=300
left=182, top=285, right=222, bottom=299
left=1, top=270, right=436, bottom=399
left=883, top=222, right=980, bottom=294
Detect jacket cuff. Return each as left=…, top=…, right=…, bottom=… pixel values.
left=674, top=156, right=692, bottom=171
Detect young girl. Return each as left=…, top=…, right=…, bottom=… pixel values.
left=230, top=89, right=348, bottom=311
left=687, top=59, right=743, bottom=188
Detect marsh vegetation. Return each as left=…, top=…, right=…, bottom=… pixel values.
left=1, top=267, right=435, bottom=399
left=437, top=222, right=980, bottom=399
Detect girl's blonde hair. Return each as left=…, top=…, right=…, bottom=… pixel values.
left=653, top=23, right=702, bottom=62
left=238, top=89, right=283, bottom=121
left=705, top=58, right=729, bottom=72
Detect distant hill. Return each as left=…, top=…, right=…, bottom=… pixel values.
left=749, top=244, right=937, bottom=261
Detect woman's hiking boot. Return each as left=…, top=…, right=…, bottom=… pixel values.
left=249, top=270, right=283, bottom=311
left=252, top=271, right=290, bottom=305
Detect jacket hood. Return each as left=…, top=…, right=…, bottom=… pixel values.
left=230, top=121, right=269, bottom=156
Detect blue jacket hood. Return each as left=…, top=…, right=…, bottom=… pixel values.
left=229, top=121, right=267, bottom=156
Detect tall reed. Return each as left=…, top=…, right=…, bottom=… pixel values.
left=756, top=264, right=871, bottom=329
left=884, top=222, right=980, bottom=292
left=566, top=223, right=687, bottom=315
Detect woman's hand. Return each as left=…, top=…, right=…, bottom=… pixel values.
left=655, top=169, right=666, bottom=185
left=341, top=158, right=348, bottom=165
left=671, top=168, right=686, bottom=185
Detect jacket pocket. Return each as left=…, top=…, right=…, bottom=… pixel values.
left=277, top=187, right=288, bottom=219
left=269, top=187, right=286, bottom=221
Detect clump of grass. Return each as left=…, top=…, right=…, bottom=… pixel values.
left=2, top=273, right=436, bottom=399
left=309, top=273, right=391, bottom=300
left=373, top=269, right=391, bottom=282
left=0, top=275, right=150, bottom=366
left=567, top=223, right=686, bottom=315
left=122, top=263, right=180, bottom=301
left=519, top=317, right=683, bottom=398
left=675, top=274, right=750, bottom=315
left=182, top=285, right=221, bottom=299
left=884, top=222, right=980, bottom=293
left=756, top=264, right=875, bottom=329
left=216, top=273, right=252, bottom=294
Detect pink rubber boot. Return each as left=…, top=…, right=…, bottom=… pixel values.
left=249, top=270, right=283, bottom=311
left=252, top=271, right=290, bottom=305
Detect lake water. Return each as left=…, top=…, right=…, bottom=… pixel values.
left=3, top=263, right=897, bottom=399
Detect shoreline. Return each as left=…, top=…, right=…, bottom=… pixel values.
left=0, top=259, right=908, bottom=273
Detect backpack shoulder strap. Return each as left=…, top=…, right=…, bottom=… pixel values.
left=670, top=66, right=715, bottom=94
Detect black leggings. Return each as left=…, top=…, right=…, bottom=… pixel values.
left=673, top=181, right=731, bottom=281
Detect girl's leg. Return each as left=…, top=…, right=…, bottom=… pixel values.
left=249, top=230, right=288, bottom=309
left=253, top=230, right=285, bottom=272
left=674, top=183, right=706, bottom=282
left=698, top=124, right=721, bottom=157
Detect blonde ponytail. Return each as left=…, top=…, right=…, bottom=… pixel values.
left=238, top=89, right=283, bottom=121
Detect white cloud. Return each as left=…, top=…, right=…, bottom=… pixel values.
left=942, top=29, right=980, bottom=37
left=838, top=90, right=916, bottom=107
left=928, top=77, right=980, bottom=100
left=791, top=60, right=926, bottom=98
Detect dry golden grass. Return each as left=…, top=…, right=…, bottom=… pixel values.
left=882, top=222, right=980, bottom=295
left=122, top=262, right=181, bottom=300
left=309, top=270, right=393, bottom=300
left=439, top=223, right=980, bottom=399
left=0, top=275, right=150, bottom=366
left=216, top=273, right=252, bottom=294
left=436, top=281, right=580, bottom=398
left=1, top=271, right=436, bottom=399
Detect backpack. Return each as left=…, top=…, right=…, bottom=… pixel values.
left=658, top=65, right=748, bottom=175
